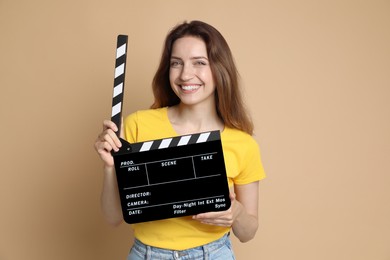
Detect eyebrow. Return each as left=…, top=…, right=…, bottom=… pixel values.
left=170, top=56, right=209, bottom=60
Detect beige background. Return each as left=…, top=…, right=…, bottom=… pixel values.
left=1, top=0, right=389, bottom=259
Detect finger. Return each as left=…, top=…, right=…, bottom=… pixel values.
left=194, top=214, right=232, bottom=226
left=95, top=142, right=115, bottom=166
left=95, top=130, right=120, bottom=152
left=228, top=187, right=236, bottom=201
left=96, top=140, right=114, bottom=154
left=101, top=131, right=121, bottom=152
left=197, top=206, right=233, bottom=218
left=197, top=218, right=233, bottom=227
left=106, top=128, right=122, bottom=149
left=195, top=215, right=232, bottom=223
left=103, top=120, right=118, bottom=133
left=194, top=211, right=224, bottom=219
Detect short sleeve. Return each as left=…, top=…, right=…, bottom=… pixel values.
left=233, top=137, right=266, bottom=185
left=124, top=112, right=138, bottom=143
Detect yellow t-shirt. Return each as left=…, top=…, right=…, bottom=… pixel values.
left=123, top=107, right=266, bottom=250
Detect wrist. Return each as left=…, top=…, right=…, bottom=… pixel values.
left=103, top=165, right=115, bottom=174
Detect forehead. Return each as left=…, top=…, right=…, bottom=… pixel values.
left=171, top=36, right=208, bottom=57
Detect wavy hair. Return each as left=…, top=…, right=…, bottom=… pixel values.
left=151, top=20, right=254, bottom=135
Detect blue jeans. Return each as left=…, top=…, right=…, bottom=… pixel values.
left=127, top=233, right=235, bottom=260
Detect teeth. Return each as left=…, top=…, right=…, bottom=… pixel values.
left=181, top=85, right=200, bottom=91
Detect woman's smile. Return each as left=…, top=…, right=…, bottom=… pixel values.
left=180, top=84, right=202, bottom=92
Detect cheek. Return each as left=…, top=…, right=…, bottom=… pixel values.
left=168, top=72, right=180, bottom=94
left=199, top=69, right=215, bottom=85
left=169, top=70, right=175, bottom=85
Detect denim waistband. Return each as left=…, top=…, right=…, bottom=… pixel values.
left=131, top=233, right=230, bottom=260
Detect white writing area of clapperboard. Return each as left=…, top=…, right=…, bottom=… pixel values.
left=111, top=35, right=231, bottom=224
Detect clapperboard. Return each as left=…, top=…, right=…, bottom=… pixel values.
left=110, top=35, right=231, bottom=224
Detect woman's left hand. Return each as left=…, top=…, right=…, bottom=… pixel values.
left=192, top=190, right=241, bottom=227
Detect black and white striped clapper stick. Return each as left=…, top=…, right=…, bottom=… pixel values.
left=111, top=35, right=128, bottom=137
left=128, top=131, right=221, bottom=153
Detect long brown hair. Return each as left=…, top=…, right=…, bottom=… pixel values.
left=151, top=20, right=254, bottom=135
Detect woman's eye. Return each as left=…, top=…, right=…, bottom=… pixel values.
left=195, top=61, right=207, bottom=66
left=170, top=61, right=182, bottom=67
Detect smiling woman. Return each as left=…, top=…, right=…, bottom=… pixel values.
left=94, top=20, right=266, bottom=260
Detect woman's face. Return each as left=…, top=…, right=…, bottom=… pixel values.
left=169, top=36, right=216, bottom=108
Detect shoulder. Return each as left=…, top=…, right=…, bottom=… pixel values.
left=125, top=107, right=168, bottom=124
left=221, top=127, right=265, bottom=183
left=123, top=107, right=173, bottom=143
left=221, top=127, right=259, bottom=148
left=221, top=127, right=261, bottom=159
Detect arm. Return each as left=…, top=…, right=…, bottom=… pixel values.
left=231, top=181, right=259, bottom=242
left=94, top=120, right=124, bottom=226
left=193, top=181, right=260, bottom=242
left=100, top=166, right=124, bottom=226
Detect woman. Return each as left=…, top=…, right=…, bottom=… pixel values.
left=95, top=20, right=266, bottom=259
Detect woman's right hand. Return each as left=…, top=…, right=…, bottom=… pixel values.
left=94, top=120, right=122, bottom=167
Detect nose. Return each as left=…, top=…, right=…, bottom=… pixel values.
left=179, top=63, right=194, bottom=81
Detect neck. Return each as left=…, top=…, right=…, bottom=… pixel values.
left=168, top=103, right=224, bottom=135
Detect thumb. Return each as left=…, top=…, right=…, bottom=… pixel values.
left=229, top=189, right=236, bottom=201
